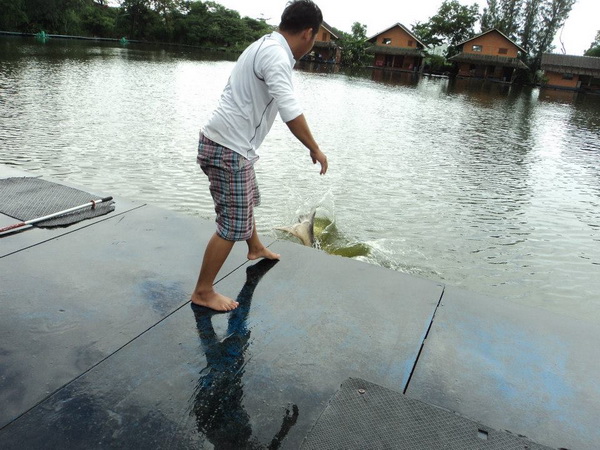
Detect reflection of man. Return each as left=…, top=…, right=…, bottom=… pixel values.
left=191, top=259, right=298, bottom=449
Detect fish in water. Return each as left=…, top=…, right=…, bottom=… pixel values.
left=275, top=211, right=316, bottom=247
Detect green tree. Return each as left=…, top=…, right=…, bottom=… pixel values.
left=481, top=0, right=576, bottom=71
left=519, top=0, right=541, bottom=55
left=81, top=2, right=118, bottom=36
left=0, top=0, right=28, bottom=30
left=414, top=0, right=480, bottom=58
left=336, top=22, right=370, bottom=67
left=21, top=0, right=98, bottom=34
left=412, top=21, right=442, bottom=48
left=205, top=2, right=246, bottom=46
left=24, top=0, right=69, bottom=32
left=585, top=31, right=600, bottom=57
left=423, top=53, right=454, bottom=73
left=242, top=17, right=273, bottom=43
left=147, top=0, right=184, bottom=40
left=481, top=0, right=523, bottom=37
left=499, top=0, right=522, bottom=38
left=171, top=1, right=271, bottom=49
left=481, top=0, right=500, bottom=32
left=530, top=0, right=576, bottom=70
left=118, top=0, right=161, bottom=39
left=173, top=0, right=209, bottom=43
left=0, top=0, right=272, bottom=50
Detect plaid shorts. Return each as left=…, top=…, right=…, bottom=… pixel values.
left=197, top=134, right=260, bottom=241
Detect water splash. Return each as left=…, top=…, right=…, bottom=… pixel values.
left=275, top=191, right=372, bottom=259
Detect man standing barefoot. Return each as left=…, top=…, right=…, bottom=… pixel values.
left=192, top=0, right=328, bottom=311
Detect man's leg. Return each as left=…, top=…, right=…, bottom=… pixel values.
left=191, top=232, right=238, bottom=311
left=247, top=219, right=281, bottom=261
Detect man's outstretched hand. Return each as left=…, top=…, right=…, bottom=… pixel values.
left=310, top=148, right=328, bottom=175
left=286, top=114, right=328, bottom=175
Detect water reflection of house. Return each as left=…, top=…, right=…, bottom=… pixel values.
left=541, top=54, right=600, bottom=93
left=366, top=23, right=426, bottom=72
left=307, top=22, right=341, bottom=64
left=449, top=29, right=528, bottom=82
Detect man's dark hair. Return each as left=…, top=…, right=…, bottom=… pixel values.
left=279, top=0, right=323, bottom=36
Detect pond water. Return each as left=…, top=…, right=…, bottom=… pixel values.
left=1, top=36, right=599, bottom=321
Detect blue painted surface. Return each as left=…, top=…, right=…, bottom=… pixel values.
left=407, top=286, right=600, bottom=450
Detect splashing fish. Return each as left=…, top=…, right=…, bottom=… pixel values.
left=275, top=211, right=316, bottom=247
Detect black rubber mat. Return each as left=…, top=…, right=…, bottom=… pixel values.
left=301, top=378, right=553, bottom=450
left=0, top=177, right=114, bottom=228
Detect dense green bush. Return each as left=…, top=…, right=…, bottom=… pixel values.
left=0, top=0, right=272, bottom=49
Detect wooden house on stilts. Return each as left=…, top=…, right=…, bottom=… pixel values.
left=541, top=54, right=600, bottom=93
left=366, top=23, right=427, bottom=72
left=448, top=29, right=528, bottom=83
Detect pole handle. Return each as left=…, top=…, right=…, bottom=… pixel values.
left=0, top=221, right=28, bottom=233
left=0, top=195, right=114, bottom=237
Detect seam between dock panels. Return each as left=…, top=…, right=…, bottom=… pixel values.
left=0, top=204, right=147, bottom=259
left=403, top=285, right=445, bottom=395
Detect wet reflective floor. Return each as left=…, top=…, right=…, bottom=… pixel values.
left=1, top=166, right=599, bottom=449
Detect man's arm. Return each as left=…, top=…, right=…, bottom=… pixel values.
left=286, top=114, right=328, bottom=175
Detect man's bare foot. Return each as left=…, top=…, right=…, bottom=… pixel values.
left=248, top=246, right=281, bottom=261
left=191, top=290, right=239, bottom=311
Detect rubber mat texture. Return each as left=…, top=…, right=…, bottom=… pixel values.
left=0, top=177, right=114, bottom=227
left=301, top=378, right=553, bottom=450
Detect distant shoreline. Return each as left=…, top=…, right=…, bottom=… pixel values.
left=0, top=31, right=242, bottom=54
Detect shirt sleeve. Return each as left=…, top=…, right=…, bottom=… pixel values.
left=256, top=45, right=303, bottom=123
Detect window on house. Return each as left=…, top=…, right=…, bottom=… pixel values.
left=382, top=38, right=392, bottom=45
left=498, top=48, right=508, bottom=54
left=408, top=40, right=414, bottom=47
left=322, top=32, right=327, bottom=41
left=472, top=45, right=482, bottom=52
left=562, top=73, right=574, bottom=80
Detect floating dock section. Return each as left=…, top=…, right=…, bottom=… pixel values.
left=0, top=165, right=598, bottom=449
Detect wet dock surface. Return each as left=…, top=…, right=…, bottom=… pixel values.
left=1, top=165, right=598, bottom=449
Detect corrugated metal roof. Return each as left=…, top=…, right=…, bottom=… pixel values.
left=541, top=53, right=600, bottom=75
left=448, top=52, right=529, bottom=69
left=365, top=45, right=425, bottom=57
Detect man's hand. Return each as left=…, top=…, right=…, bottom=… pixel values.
left=286, top=114, right=328, bottom=175
left=310, top=148, right=328, bottom=175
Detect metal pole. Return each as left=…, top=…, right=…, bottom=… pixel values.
left=0, top=196, right=113, bottom=236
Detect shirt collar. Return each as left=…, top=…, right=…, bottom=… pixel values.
left=271, top=31, right=296, bottom=65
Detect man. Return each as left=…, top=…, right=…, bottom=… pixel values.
left=192, top=0, right=328, bottom=311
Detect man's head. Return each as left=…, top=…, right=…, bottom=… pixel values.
left=279, top=0, right=323, bottom=38
left=279, top=0, right=323, bottom=59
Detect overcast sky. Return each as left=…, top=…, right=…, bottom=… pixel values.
left=215, top=0, right=599, bottom=56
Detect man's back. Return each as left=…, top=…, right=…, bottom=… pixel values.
left=203, top=32, right=302, bottom=160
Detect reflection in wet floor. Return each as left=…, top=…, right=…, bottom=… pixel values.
left=190, top=259, right=298, bottom=449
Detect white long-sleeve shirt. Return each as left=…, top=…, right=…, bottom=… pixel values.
left=202, top=32, right=303, bottom=161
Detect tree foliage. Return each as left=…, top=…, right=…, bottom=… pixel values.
left=0, top=0, right=273, bottom=50
left=0, top=0, right=28, bottom=30
left=585, top=31, right=600, bottom=57
left=333, top=22, right=371, bottom=67
left=412, top=0, right=480, bottom=58
left=480, top=0, right=576, bottom=71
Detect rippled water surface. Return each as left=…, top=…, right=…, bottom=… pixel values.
left=1, top=37, right=599, bottom=320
